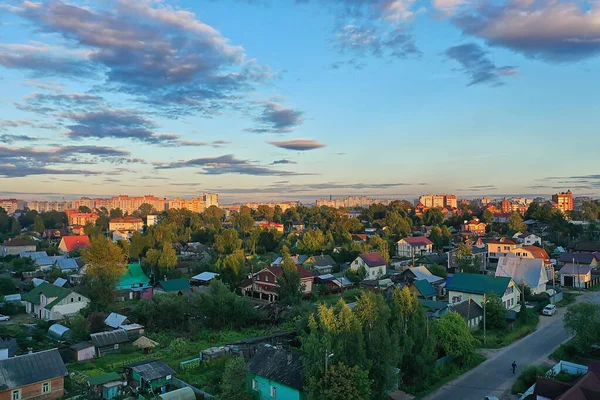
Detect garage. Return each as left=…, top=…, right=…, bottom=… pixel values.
left=563, top=276, right=574, bottom=287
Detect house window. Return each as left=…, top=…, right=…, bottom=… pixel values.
left=252, top=379, right=258, bottom=390
left=78, top=297, right=81, bottom=301
left=42, top=382, right=51, bottom=393
left=265, top=275, right=269, bottom=282
left=270, top=386, right=277, bottom=398
left=256, top=275, right=260, bottom=281
left=71, top=298, right=74, bottom=302
left=12, top=389, right=21, bottom=400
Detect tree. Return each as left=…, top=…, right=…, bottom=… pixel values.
left=368, top=235, right=390, bottom=262
left=81, top=236, right=127, bottom=311
left=109, top=208, right=123, bottom=219
left=345, top=265, right=366, bottom=284
left=384, top=211, right=412, bottom=240
left=424, top=208, right=444, bottom=226
left=299, top=229, right=327, bottom=254
left=276, top=253, right=303, bottom=305
left=217, top=250, right=247, bottom=291
left=256, top=205, right=275, bottom=222
left=220, top=357, right=253, bottom=400
left=69, top=314, right=90, bottom=342
left=134, top=203, right=157, bottom=220
left=247, top=228, right=261, bottom=254
left=78, top=206, right=91, bottom=213
left=564, top=302, right=600, bottom=353
left=481, top=209, right=494, bottom=224
left=11, top=219, right=21, bottom=234
left=158, top=242, right=178, bottom=270
left=33, top=215, right=45, bottom=234
left=0, top=276, right=16, bottom=296
left=214, top=229, right=242, bottom=255
left=436, top=312, right=478, bottom=365
left=508, top=212, right=527, bottom=233
left=84, top=222, right=102, bottom=238
left=428, top=225, right=451, bottom=250
left=456, top=243, right=482, bottom=273
left=319, top=362, right=372, bottom=400
left=484, top=293, right=507, bottom=330
left=233, top=208, right=254, bottom=236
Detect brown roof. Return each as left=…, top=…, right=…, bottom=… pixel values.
left=401, top=237, right=434, bottom=247
left=359, top=252, right=387, bottom=267
left=521, top=245, right=550, bottom=260
left=488, top=238, right=518, bottom=245
left=2, top=238, right=35, bottom=247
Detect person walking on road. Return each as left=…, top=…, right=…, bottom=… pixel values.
left=512, top=361, right=517, bottom=374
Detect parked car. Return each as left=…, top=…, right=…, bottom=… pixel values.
left=542, top=304, right=556, bottom=316
left=0, top=314, right=10, bottom=322
left=484, top=396, right=499, bottom=400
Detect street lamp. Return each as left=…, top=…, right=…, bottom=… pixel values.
left=325, top=349, right=334, bottom=373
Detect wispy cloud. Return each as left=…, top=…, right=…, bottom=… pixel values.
left=444, top=43, right=518, bottom=86
left=246, top=101, right=304, bottom=133
left=268, top=139, right=326, bottom=151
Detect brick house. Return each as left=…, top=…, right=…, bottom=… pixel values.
left=0, top=348, right=68, bottom=400
left=240, top=266, right=314, bottom=302
left=109, top=216, right=144, bottom=232
left=461, top=218, right=487, bottom=236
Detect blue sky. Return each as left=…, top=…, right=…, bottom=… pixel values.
left=1, top=0, right=600, bottom=203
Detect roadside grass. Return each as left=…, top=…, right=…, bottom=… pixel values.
left=550, top=339, right=600, bottom=365
left=556, top=292, right=580, bottom=307
left=474, top=314, right=540, bottom=349
left=587, top=283, right=600, bottom=292
left=511, top=364, right=550, bottom=394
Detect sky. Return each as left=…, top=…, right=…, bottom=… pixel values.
left=0, top=0, right=600, bottom=204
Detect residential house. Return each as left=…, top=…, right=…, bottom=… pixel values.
left=271, top=254, right=308, bottom=267
left=572, top=241, right=600, bottom=254
left=446, top=272, right=520, bottom=310
left=529, top=361, right=600, bottom=399
left=124, top=359, right=175, bottom=394
left=70, top=342, right=95, bottom=362
left=399, top=266, right=444, bottom=285
left=396, top=237, right=434, bottom=258
left=190, top=272, right=219, bottom=286
left=512, top=245, right=551, bottom=261
left=461, top=218, right=487, bottom=236
left=116, top=263, right=152, bottom=300
left=58, top=235, right=90, bottom=253
left=248, top=346, right=304, bottom=400
left=410, top=279, right=437, bottom=300
left=350, top=253, right=387, bottom=280
left=315, top=273, right=353, bottom=291
left=291, top=221, right=305, bottom=232
left=241, top=266, right=314, bottom=302
left=447, top=299, right=484, bottom=331
left=559, top=264, right=593, bottom=289
left=514, top=233, right=542, bottom=246
left=146, top=215, right=158, bottom=226
left=492, top=213, right=511, bottom=224
left=0, top=348, right=68, bottom=400
left=495, top=256, right=549, bottom=294
left=255, top=221, right=284, bottom=232
left=90, top=330, right=129, bottom=357
left=351, top=234, right=368, bottom=244
left=447, top=246, right=488, bottom=273
left=302, top=255, right=337, bottom=275
left=66, top=211, right=98, bottom=226
left=486, top=238, right=521, bottom=261
left=71, top=225, right=85, bottom=236
left=87, top=372, right=123, bottom=400
left=558, top=253, right=599, bottom=268
left=23, top=283, right=90, bottom=321
left=42, top=229, right=66, bottom=240
left=1, top=238, right=36, bottom=256
left=416, top=253, right=448, bottom=269
left=154, top=278, right=192, bottom=295
left=109, top=216, right=144, bottom=232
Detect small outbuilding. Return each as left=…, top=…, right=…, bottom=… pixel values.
left=91, top=329, right=129, bottom=357
left=71, top=342, right=95, bottom=361
left=48, top=323, right=72, bottom=342
left=158, top=387, right=195, bottom=400
left=124, top=359, right=176, bottom=394
left=133, top=336, right=159, bottom=354
left=88, top=372, right=124, bottom=399
left=190, top=271, right=219, bottom=286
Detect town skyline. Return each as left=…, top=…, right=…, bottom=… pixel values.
left=2, top=1, right=600, bottom=200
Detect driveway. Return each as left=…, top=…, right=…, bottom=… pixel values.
left=424, top=290, right=600, bottom=400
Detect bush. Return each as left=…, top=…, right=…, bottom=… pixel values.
left=511, top=365, right=547, bottom=394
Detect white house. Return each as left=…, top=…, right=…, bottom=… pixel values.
left=513, top=233, right=542, bottom=246
left=396, top=237, right=433, bottom=258
left=1, top=238, right=36, bottom=256
left=446, top=272, right=521, bottom=310
left=495, top=256, right=549, bottom=294
left=350, top=253, right=387, bottom=280
left=22, top=282, right=90, bottom=321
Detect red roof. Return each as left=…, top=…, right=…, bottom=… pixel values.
left=110, top=216, right=143, bottom=223
left=61, top=235, right=90, bottom=252
left=488, top=238, right=518, bottom=245
left=267, top=265, right=313, bottom=279
left=401, top=237, right=433, bottom=247
left=521, top=245, right=550, bottom=260
left=359, top=252, right=387, bottom=267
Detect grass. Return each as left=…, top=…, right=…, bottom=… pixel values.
left=409, top=354, right=486, bottom=399
left=550, top=339, right=600, bottom=365
left=587, top=283, right=600, bottom=292
left=475, top=314, right=540, bottom=349
left=511, top=364, right=548, bottom=394
left=314, top=288, right=365, bottom=306
left=556, top=292, right=580, bottom=307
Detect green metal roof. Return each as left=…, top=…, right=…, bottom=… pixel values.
left=157, top=278, right=191, bottom=292
left=22, top=282, right=71, bottom=306
left=413, top=279, right=437, bottom=299
left=117, top=263, right=150, bottom=288
left=88, top=372, right=121, bottom=386
left=446, top=272, right=512, bottom=296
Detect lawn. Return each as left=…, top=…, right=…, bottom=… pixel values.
left=314, top=288, right=364, bottom=306
left=556, top=292, right=580, bottom=307
left=474, top=314, right=540, bottom=349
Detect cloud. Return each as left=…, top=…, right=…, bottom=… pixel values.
left=23, top=79, right=65, bottom=92
left=335, top=24, right=420, bottom=59
left=444, top=43, right=518, bottom=86
left=0, top=164, right=100, bottom=178
left=431, top=0, right=469, bottom=16
left=155, top=154, right=313, bottom=176
left=452, top=1, right=600, bottom=62
left=6, top=0, right=272, bottom=114
left=208, top=180, right=422, bottom=194
left=270, top=159, right=297, bottom=165
left=247, top=101, right=304, bottom=133
left=0, top=134, right=41, bottom=144
left=0, top=119, right=57, bottom=131
left=267, top=139, right=326, bottom=151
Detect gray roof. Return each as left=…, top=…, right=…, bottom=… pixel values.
left=19, top=251, right=49, bottom=261
left=131, top=360, right=175, bottom=381
left=91, top=330, right=128, bottom=347
left=70, top=342, right=94, bottom=351
left=0, top=349, right=67, bottom=390
left=190, top=271, right=219, bottom=282
left=105, top=312, right=128, bottom=329
left=47, top=324, right=71, bottom=341
left=496, top=257, right=548, bottom=288
left=248, top=346, right=303, bottom=391
left=559, top=253, right=598, bottom=264
left=559, top=264, right=593, bottom=275
left=402, top=266, right=444, bottom=284
left=307, top=255, right=336, bottom=267
left=159, top=387, right=195, bottom=400
left=53, top=277, right=68, bottom=287
left=448, top=299, right=483, bottom=320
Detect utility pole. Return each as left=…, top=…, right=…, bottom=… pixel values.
left=483, top=293, right=486, bottom=346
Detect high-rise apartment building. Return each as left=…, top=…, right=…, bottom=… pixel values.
left=552, top=190, right=574, bottom=213
left=0, top=199, right=25, bottom=215
left=203, top=193, right=219, bottom=208
left=418, top=194, right=458, bottom=209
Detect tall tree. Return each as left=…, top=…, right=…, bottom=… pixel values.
left=217, top=250, right=247, bottom=291
left=484, top=293, right=507, bottom=330
left=456, top=243, right=482, bottom=273
left=82, top=236, right=127, bottom=311
left=78, top=205, right=91, bottom=213
left=214, top=229, right=242, bottom=255
left=299, top=228, right=327, bottom=254
left=564, top=302, right=600, bottom=353
left=428, top=225, right=451, bottom=250
left=276, top=253, right=303, bottom=305
left=256, top=205, right=275, bottom=222
left=109, top=208, right=123, bottom=218
left=319, top=362, right=372, bottom=400
left=220, top=357, right=253, bottom=400
left=481, top=209, right=494, bottom=224
left=423, top=208, right=444, bottom=226
left=33, top=215, right=45, bottom=234
left=436, top=312, right=478, bottom=366
left=508, top=211, right=527, bottom=233
left=11, top=219, right=21, bottom=234
left=368, top=235, right=390, bottom=262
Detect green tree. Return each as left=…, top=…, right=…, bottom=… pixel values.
left=217, top=250, right=247, bottom=291
left=345, top=265, right=366, bottom=284
left=78, top=206, right=92, bottom=213
left=109, top=208, right=123, bottom=218
left=436, top=312, right=478, bottom=365
left=220, top=357, right=253, bottom=400
left=247, top=228, right=261, bottom=254
left=0, top=276, right=16, bottom=296
left=299, top=228, right=327, bottom=254
left=215, top=229, right=242, bottom=255
left=456, top=243, right=482, bottom=273
left=318, top=362, right=372, bottom=400
left=233, top=206, right=254, bottom=236
left=256, top=205, right=275, bottom=222
left=428, top=225, right=451, bottom=250
left=69, top=314, right=90, bottom=342
left=424, top=208, right=444, bottom=226
left=82, top=236, right=127, bottom=311
left=33, top=215, right=45, bottom=234
left=11, top=219, right=21, bottom=234
left=508, top=212, right=527, bottom=233
left=564, top=302, right=600, bottom=353
left=134, top=203, right=157, bottom=220
left=276, top=253, right=303, bottom=305
left=368, top=235, right=390, bottom=262
left=481, top=209, right=494, bottom=224
left=484, top=293, right=507, bottom=330
left=384, top=211, right=412, bottom=240
left=84, top=222, right=102, bottom=238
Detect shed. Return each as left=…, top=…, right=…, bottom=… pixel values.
left=71, top=342, right=95, bottom=361
left=200, top=346, right=230, bottom=361
left=88, top=372, right=123, bottom=400
left=158, top=387, right=195, bottom=400
left=120, top=324, right=145, bottom=338
left=190, top=271, right=219, bottom=286
left=124, top=359, right=175, bottom=393
left=0, top=349, right=68, bottom=395
left=155, top=278, right=192, bottom=295
left=91, top=330, right=129, bottom=357
left=48, top=323, right=72, bottom=342
left=132, top=336, right=159, bottom=354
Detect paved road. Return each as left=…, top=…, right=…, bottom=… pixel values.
left=425, top=290, right=600, bottom=400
